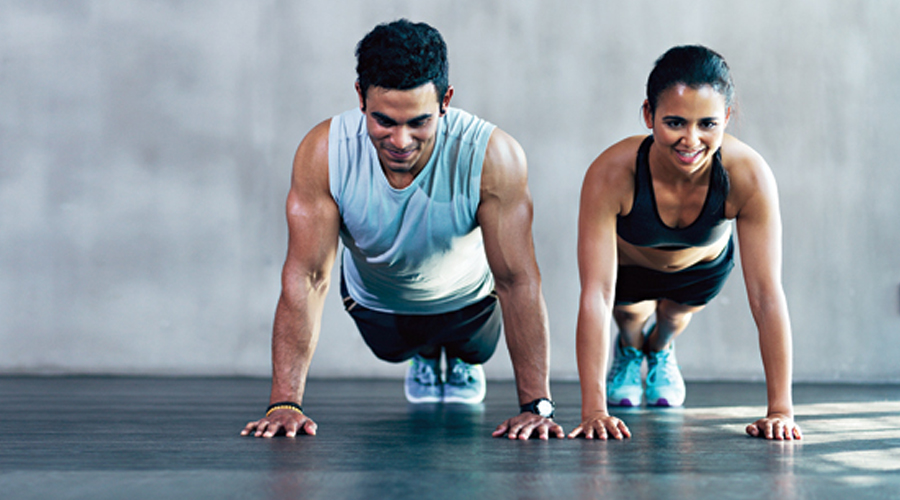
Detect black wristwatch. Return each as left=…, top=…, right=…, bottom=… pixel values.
left=520, top=398, right=555, bottom=418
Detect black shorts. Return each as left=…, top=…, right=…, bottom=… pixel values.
left=615, top=236, right=735, bottom=307
left=339, top=273, right=502, bottom=364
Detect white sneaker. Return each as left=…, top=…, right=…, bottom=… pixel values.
left=442, top=358, right=486, bottom=404
left=404, top=355, right=442, bottom=403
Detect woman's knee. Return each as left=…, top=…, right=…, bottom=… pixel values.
left=656, top=300, right=703, bottom=327
left=613, top=302, right=655, bottom=326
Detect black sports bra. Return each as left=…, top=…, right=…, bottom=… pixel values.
left=616, top=136, right=731, bottom=250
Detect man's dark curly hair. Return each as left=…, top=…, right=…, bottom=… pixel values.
left=356, top=19, right=449, bottom=109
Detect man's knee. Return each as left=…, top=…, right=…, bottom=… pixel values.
left=368, top=345, right=414, bottom=363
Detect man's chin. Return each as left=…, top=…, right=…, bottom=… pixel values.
left=381, top=158, right=417, bottom=174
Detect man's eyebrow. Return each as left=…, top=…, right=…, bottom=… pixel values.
left=372, top=112, right=433, bottom=126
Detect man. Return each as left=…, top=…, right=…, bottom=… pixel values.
left=241, top=19, right=562, bottom=440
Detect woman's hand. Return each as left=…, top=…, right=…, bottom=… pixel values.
left=567, top=412, right=631, bottom=440
left=746, top=413, right=802, bottom=440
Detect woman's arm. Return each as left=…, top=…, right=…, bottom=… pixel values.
left=730, top=142, right=802, bottom=440
left=568, top=142, right=637, bottom=440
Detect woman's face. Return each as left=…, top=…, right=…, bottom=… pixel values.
left=643, top=83, right=730, bottom=175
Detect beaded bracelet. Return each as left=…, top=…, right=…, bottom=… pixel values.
left=266, top=401, right=304, bottom=417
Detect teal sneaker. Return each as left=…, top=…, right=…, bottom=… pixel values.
left=404, top=355, right=442, bottom=403
left=645, top=343, right=686, bottom=407
left=443, top=358, right=486, bottom=404
left=607, top=335, right=644, bottom=406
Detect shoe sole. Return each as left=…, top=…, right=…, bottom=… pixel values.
left=647, top=397, right=684, bottom=407
left=442, top=396, right=484, bottom=404
left=442, top=387, right=485, bottom=404
left=405, top=393, right=442, bottom=404
left=404, top=384, right=442, bottom=404
left=608, top=397, right=641, bottom=407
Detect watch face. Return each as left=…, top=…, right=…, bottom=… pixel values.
left=536, top=399, right=554, bottom=417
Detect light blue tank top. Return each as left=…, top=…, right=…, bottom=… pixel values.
left=328, top=107, right=496, bottom=314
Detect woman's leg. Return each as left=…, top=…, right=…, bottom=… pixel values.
left=646, top=299, right=706, bottom=352
left=612, top=300, right=657, bottom=348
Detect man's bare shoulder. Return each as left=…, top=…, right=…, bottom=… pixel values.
left=293, top=119, right=332, bottom=177
left=481, top=127, right=528, bottom=196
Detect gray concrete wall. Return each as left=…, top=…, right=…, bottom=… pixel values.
left=2, top=0, right=898, bottom=382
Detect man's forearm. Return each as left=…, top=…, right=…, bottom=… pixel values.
left=268, top=289, right=325, bottom=405
left=496, top=279, right=551, bottom=405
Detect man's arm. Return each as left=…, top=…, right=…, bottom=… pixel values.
left=477, top=128, right=564, bottom=440
left=732, top=146, right=802, bottom=441
left=241, top=120, right=340, bottom=438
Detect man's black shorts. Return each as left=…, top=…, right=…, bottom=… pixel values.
left=340, top=273, right=502, bottom=363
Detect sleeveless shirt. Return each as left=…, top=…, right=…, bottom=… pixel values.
left=617, top=136, right=731, bottom=250
left=328, top=107, right=496, bottom=314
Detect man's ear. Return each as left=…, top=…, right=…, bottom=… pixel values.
left=355, top=81, right=366, bottom=112
left=440, top=85, right=455, bottom=115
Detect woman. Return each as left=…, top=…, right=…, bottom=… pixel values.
left=568, top=46, right=802, bottom=441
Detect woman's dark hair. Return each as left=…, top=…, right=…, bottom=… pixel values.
left=355, top=19, right=449, bottom=108
left=646, top=45, right=734, bottom=115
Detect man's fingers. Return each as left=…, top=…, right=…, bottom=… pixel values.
left=552, top=423, right=565, bottom=439
left=516, top=422, right=536, bottom=440
left=241, top=421, right=258, bottom=436
left=263, top=421, right=282, bottom=438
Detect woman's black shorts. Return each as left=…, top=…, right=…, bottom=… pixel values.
left=615, top=236, right=735, bottom=307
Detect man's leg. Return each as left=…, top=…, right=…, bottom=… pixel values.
left=340, top=277, right=446, bottom=402
left=435, top=293, right=502, bottom=404
left=342, top=277, right=502, bottom=403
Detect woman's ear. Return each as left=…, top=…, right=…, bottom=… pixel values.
left=642, top=100, right=653, bottom=129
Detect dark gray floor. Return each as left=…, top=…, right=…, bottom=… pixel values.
left=1, top=376, right=898, bottom=499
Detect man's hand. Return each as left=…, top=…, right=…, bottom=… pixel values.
left=492, top=412, right=565, bottom=440
left=567, top=411, right=631, bottom=440
left=746, top=413, right=802, bottom=440
left=241, top=409, right=318, bottom=438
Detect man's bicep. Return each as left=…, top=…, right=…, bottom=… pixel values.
left=284, top=188, right=340, bottom=272
left=478, top=128, right=538, bottom=284
left=478, top=183, right=538, bottom=289
left=283, top=122, right=341, bottom=282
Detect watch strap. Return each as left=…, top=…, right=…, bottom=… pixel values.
left=520, top=398, right=555, bottom=417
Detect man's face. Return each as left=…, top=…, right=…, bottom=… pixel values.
left=357, top=82, right=452, bottom=187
